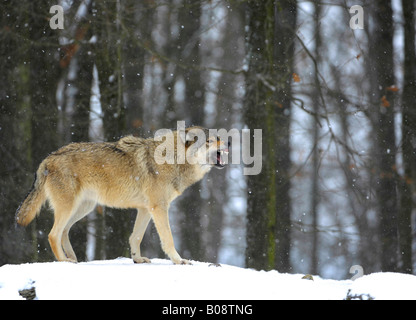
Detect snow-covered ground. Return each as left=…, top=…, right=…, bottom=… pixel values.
left=1, top=258, right=415, bottom=300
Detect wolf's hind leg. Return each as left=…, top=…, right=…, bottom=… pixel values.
left=48, top=207, right=76, bottom=263
left=130, top=208, right=151, bottom=263
left=61, top=199, right=96, bottom=262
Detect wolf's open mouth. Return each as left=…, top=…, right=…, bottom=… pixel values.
left=215, top=150, right=227, bottom=169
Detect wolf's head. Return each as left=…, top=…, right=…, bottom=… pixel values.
left=180, top=126, right=229, bottom=170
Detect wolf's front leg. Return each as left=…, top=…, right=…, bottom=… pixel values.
left=130, top=208, right=151, bottom=263
left=151, top=206, right=191, bottom=265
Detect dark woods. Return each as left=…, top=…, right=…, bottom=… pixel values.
left=0, top=0, right=415, bottom=278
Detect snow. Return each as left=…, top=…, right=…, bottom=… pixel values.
left=1, top=258, right=415, bottom=300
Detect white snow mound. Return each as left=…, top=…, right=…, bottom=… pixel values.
left=1, top=258, right=415, bottom=300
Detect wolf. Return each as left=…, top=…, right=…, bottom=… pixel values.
left=16, top=126, right=228, bottom=265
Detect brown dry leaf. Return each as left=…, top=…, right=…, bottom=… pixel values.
left=60, top=43, right=80, bottom=68
left=274, top=101, right=283, bottom=109
left=59, top=25, right=89, bottom=69
left=386, top=85, right=399, bottom=92
left=292, top=72, right=301, bottom=83
left=381, top=95, right=390, bottom=107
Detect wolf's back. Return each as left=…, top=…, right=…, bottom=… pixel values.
left=16, top=161, right=48, bottom=227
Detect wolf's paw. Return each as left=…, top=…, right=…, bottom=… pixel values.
left=170, top=252, right=192, bottom=265
left=59, top=259, right=77, bottom=264
left=133, top=256, right=151, bottom=264
left=178, top=259, right=192, bottom=265
left=60, top=257, right=77, bottom=263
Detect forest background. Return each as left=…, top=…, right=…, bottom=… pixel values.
left=1, top=0, right=415, bottom=280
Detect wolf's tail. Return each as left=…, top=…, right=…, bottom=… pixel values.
left=16, top=161, right=48, bottom=227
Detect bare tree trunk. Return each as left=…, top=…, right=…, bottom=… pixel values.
left=399, top=0, right=416, bottom=274
left=310, top=0, right=322, bottom=275
left=245, top=0, right=296, bottom=272
left=369, top=0, right=398, bottom=272
left=176, top=0, right=205, bottom=262
left=273, top=0, right=296, bottom=273
left=0, top=0, right=34, bottom=264
left=122, top=0, right=149, bottom=137
left=65, top=3, right=95, bottom=262
left=28, top=2, right=61, bottom=262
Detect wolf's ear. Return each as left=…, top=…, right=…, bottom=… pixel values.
left=178, top=128, right=198, bottom=144
left=179, top=128, right=206, bottom=150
